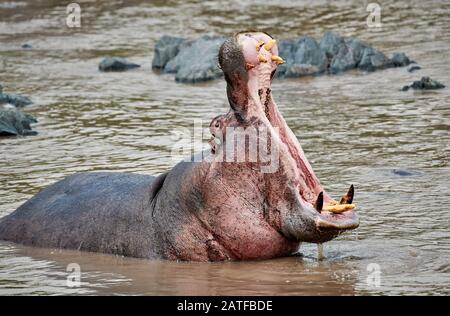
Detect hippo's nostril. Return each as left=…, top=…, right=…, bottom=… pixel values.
left=256, top=40, right=265, bottom=51
left=315, top=191, right=324, bottom=213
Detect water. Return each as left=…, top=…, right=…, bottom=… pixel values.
left=0, top=0, right=449, bottom=295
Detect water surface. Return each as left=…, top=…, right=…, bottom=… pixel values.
left=0, top=0, right=449, bottom=295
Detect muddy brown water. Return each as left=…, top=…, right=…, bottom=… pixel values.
left=0, top=0, right=449, bottom=295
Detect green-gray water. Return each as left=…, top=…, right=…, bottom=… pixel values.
left=0, top=0, right=449, bottom=295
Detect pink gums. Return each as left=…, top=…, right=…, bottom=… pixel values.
left=238, top=32, right=332, bottom=206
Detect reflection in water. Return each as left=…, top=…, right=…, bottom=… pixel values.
left=1, top=242, right=358, bottom=296
left=0, top=0, right=449, bottom=295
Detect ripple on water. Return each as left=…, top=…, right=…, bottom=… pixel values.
left=0, top=0, right=449, bottom=295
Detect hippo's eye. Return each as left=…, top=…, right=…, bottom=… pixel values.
left=215, top=122, right=220, bottom=128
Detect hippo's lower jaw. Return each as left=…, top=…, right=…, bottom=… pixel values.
left=311, top=210, right=359, bottom=243
left=316, top=210, right=360, bottom=231
left=281, top=204, right=360, bottom=244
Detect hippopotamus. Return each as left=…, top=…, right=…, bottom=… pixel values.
left=0, top=31, right=359, bottom=261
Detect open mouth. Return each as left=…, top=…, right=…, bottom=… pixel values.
left=235, top=31, right=359, bottom=234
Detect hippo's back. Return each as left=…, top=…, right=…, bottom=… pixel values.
left=0, top=172, right=161, bottom=258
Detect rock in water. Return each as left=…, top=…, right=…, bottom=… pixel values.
left=153, top=32, right=412, bottom=83
left=358, top=47, right=391, bottom=71
left=0, top=93, right=33, bottom=107
left=390, top=52, right=411, bottom=67
left=402, top=76, right=445, bottom=91
left=0, top=85, right=33, bottom=107
left=0, top=110, right=37, bottom=136
left=164, top=35, right=225, bottom=83
left=320, top=31, right=346, bottom=57
left=283, top=36, right=327, bottom=77
left=152, top=35, right=186, bottom=69
left=407, top=65, right=421, bottom=73
left=99, top=57, right=141, bottom=72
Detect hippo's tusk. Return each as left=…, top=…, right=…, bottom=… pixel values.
left=339, top=184, right=354, bottom=204
left=323, top=203, right=356, bottom=213
left=315, top=191, right=324, bottom=213
left=245, top=63, right=255, bottom=70
left=264, top=39, right=276, bottom=51
left=271, top=55, right=285, bottom=65
left=258, top=54, right=268, bottom=63
left=256, top=40, right=265, bottom=51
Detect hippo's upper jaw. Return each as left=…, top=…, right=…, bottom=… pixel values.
left=217, top=31, right=359, bottom=245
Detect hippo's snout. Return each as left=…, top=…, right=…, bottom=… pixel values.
left=282, top=185, right=360, bottom=243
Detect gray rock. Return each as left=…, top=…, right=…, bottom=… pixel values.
left=390, top=52, right=411, bottom=67
left=153, top=33, right=413, bottom=82
left=345, top=38, right=368, bottom=65
left=99, top=57, right=140, bottom=72
left=319, top=32, right=345, bottom=58
left=164, top=35, right=225, bottom=83
left=284, top=36, right=327, bottom=77
left=274, top=39, right=295, bottom=77
left=319, top=33, right=393, bottom=73
left=320, top=34, right=364, bottom=73
left=358, top=47, right=391, bottom=71
left=0, top=110, right=37, bottom=136
left=329, top=44, right=357, bottom=73
left=152, top=35, right=185, bottom=69
left=402, top=76, right=445, bottom=91
left=21, top=43, right=32, bottom=49
left=0, top=85, right=33, bottom=107
left=407, top=65, right=421, bottom=72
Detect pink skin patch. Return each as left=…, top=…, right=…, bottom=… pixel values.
left=238, top=32, right=279, bottom=66
left=234, top=32, right=358, bottom=229
left=184, top=32, right=360, bottom=260
left=236, top=33, right=326, bottom=204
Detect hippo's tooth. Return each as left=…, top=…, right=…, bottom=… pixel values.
left=271, top=55, right=285, bottom=65
left=339, top=184, right=354, bottom=204
left=315, top=191, right=324, bottom=213
left=263, top=39, right=276, bottom=51
left=258, top=55, right=268, bottom=63
left=256, top=40, right=265, bottom=51
left=323, top=203, right=356, bottom=213
left=245, top=63, right=255, bottom=70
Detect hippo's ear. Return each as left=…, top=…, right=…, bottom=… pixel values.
left=218, top=38, right=249, bottom=120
